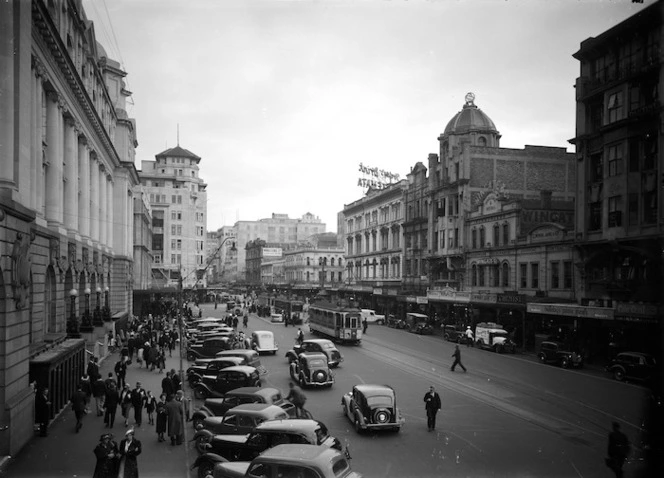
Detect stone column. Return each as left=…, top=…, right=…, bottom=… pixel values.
left=78, top=139, right=90, bottom=239
left=99, top=164, right=106, bottom=246
left=45, top=91, right=63, bottom=226
left=0, top=0, right=16, bottom=192
left=107, top=177, right=114, bottom=249
left=63, top=118, right=78, bottom=233
left=90, top=154, right=99, bottom=242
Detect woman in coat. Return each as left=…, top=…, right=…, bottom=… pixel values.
left=155, top=394, right=168, bottom=442
left=119, top=384, right=133, bottom=427
left=104, top=382, right=120, bottom=428
left=165, top=394, right=183, bottom=445
left=93, top=433, right=119, bottom=478
left=118, top=428, right=141, bottom=478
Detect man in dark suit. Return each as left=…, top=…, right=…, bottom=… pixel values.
left=35, top=387, right=51, bottom=437
left=69, top=384, right=88, bottom=433
left=130, top=382, right=146, bottom=427
left=423, top=385, right=442, bottom=432
left=114, top=357, right=128, bottom=390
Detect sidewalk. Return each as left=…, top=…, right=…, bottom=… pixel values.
left=4, top=348, right=195, bottom=478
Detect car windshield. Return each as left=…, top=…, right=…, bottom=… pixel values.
left=321, top=342, right=335, bottom=349
left=366, top=394, right=393, bottom=407
left=308, top=359, right=326, bottom=367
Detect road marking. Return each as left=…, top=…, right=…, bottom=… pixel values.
left=353, top=374, right=365, bottom=384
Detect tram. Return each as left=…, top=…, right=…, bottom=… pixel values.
left=274, top=297, right=306, bottom=325
left=307, top=301, right=362, bottom=345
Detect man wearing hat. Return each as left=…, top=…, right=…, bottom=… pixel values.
left=130, top=382, right=147, bottom=427
left=118, top=428, right=141, bottom=478
left=93, top=433, right=119, bottom=478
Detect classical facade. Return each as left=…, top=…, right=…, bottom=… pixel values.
left=139, top=145, right=208, bottom=289
left=342, top=180, right=406, bottom=314
left=0, top=0, right=138, bottom=457
left=284, top=234, right=345, bottom=290
left=570, top=1, right=663, bottom=356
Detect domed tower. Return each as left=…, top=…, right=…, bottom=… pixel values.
left=438, top=92, right=501, bottom=160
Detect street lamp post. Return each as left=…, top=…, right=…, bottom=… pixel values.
left=93, top=286, right=103, bottom=325
left=67, top=288, right=80, bottom=337
left=80, top=287, right=92, bottom=331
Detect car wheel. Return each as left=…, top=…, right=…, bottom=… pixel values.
left=186, top=352, right=196, bottom=362
left=613, top=368, right=626, bottom=382
left=354, top=417, right=362, bottom=434
left=197, top=460, right=216, bottom=478
left=195, top=435, right=210, bottom=454
left=194, top=386, right=209, bottom=400
left=192, top=416, right=203, bottom=430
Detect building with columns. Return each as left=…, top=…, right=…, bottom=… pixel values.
left=0, top=0, right=139, bottom=458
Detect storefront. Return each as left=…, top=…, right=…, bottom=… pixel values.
left=427, top=287, right=471, bottom=327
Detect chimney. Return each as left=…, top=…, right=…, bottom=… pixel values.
left=541, top=190, right=552, bottom=209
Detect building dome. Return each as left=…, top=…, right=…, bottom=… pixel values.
left=444, top=92, right=498, bottom=136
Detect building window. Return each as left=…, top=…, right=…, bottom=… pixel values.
left=471, top=229, right=477, bottom=249
left=607, top=144, right=623, bottom=177
left=519, top=263, right=527, bottom=288
left=590, top=153, right=603, bottom=182
left=607, top=90, right=624, bottom=124
left=478, top=265, right=485, bottom=286
left=479, top=227, right=485, bottom=248
left=502, top=224, right=509, bottom=245
left=628, top=193, right=639, bottom=226
left=472, top=264, right=477, bottom=286
left=530, top=263, right=539, bottom=289
left=563, top=261, right=573, bottom=289
left=492, top=264, right=500, bottom=287
left=502, top=262, right=509, bottom=287
left=642, top=190, right=657, bottom=224
left=454, top=228, right=459, bottom=248
left=493, top=225, right=500, bottom=247
left=551, top=261, right=560, bottom=289
left=608, top=196, right=622, bottom=227
left=629, top=138, right=640, bottom=172
left=589, top=202, right=602, bottom=231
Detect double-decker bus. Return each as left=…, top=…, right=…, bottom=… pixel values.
left=274, top=297, right=306, bottom=324
left=308, top=301, right=362, bottom=345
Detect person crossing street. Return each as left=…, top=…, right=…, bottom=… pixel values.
left=450, top=344, right=467, bottom=372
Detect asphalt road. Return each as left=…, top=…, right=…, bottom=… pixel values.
left=7, top=304, right=655, bottom=478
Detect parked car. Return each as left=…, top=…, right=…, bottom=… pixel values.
left=187, top=357, right=246, bottom=387
left=286, top=339, right=343, bottom=368
left=443, top=325, right=467, bottom=343
left=289, top=353, right=334, bottom=388
left=538, top=341, right=584, bottom=369
left=194, top=421, right=343, bottom=478
left=193, top=366, right=262, bottom=400
left=341, top=384, right=404, bottom=433
left=187, top=337, right=233, bottom=361
left=386, top=315, right=407, bottom=329
left=406, top=313, right=433, bottom=335
left=360, top=309, right=385, bottom=325
left=216, top=349, right=266, bottom=374
left=191, top=387, right=295, bottom=429
left=606, top=351, right=657, bottom=382
left=208, top=444, right=360, bottom=478
left=270, top=313, right=284, bottom=323
left=250, top=331, right=278, bottom=355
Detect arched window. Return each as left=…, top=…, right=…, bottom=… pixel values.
left=502, top=262, right=510, bottom=287
left=478, top=136, right=487, bottom=147
left=493, top=224, right=500, bottom=246
left=479, top=227, right=486, bottom=248
left=330, top=258, right=335, bottom=267
left=472, top=229, right=477, bottom=249
left=502, top=223, right=510, bottom=245
left=472, top=264, right=477, bottom=286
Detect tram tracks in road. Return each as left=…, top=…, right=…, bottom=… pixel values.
left=355, top=339, right=614, bottom=453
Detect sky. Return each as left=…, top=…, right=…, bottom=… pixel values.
left=82, top=0, right=653, bottom=233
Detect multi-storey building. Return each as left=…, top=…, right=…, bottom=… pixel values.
left=570, top=1, right=663, bottom=356
left=205, top=230, right=220, bottom=284
left=233, top=213, right=326, bottom=282
left=139, top=145, right=208, bottom=289
left=133, top=190, right=153, bottom=291
left=0, top=0, right=139, bottom=457
left=284, top=234, right=345, bottom=291
left=342, top=180, right=406, bottom=314
left=217, top=225, right=237, bottom=283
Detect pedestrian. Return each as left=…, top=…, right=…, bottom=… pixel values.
left=155, top=394, right=168, bottom=442
left=145, top=391, right=157, bottom=426
left=87, top=356, right=101, bottom=383
left=423, top=385, right=442, bottom=431
left=92, top=375, right=107, bottom=416
left=362, top=318, right=368, bottom=334
left=165, top=394, right=183, bottom=446
left=93, top=433, right=119, bottom=478
left=131, top=382, right=146, bottom=427
left=35, top=387, right=51, bottom=437
left=104, top=372, right=116, bottom=392
left=170, top=369, right=181, bottom=393
left=243, top=314, right=248, bottom=328
left=81, top=374, right=92, bottom=410
left=157, top=347, right=166, bottom=374
left=161, top=371, right=174, bottom=398
left=296, top=328, right=304, bottom=345
left=115, top=357, right=128, bottom=390
left=465, top=326, right=474, bottom=347
left=120, top=384, right=132, bottom=427
left=176, top=389, right=191, bottom=423
left=285, top=382, right=307, bottom=418
left=69, top=383, right=88, bottom=433
left=104, top=381, right=120, bottom=429
left=606, top=421, right=630, bottom=478
left=450, top=344, right=467, bottom=372
left=118, top=428, right=142, bottom=478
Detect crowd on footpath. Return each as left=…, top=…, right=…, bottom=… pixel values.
left=34, top=311, right=194, bottom=478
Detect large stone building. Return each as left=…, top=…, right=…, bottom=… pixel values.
left=570, top=1, right=663, bottom=357
left=0, top=0, right=139, bottom=457
left=139, top=145, right=208, bottom=289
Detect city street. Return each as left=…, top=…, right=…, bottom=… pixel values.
left=7, top=303, right=653, bottom=477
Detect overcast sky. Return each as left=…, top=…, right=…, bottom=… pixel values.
left=82, top=0, right=651, bottom=233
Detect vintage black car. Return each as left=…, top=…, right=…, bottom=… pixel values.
left=443, top=325, right=468, bottom=343
left=187, top=357, right=246, bottom=387
left=406, top=313, right=433, bottom=335
left=187, top=337, right=233, bottom=361
left=386, top=315, right=407, bottom=329
left=192, top=420, right=341, bottom=478
left=285, top=339, right=343, bottom=368
left=341, top=384, right=404, bottom=433
left=289, top=353, right=334, bottom=388
left=191, top=387, right=294, bottom=429
left=606, top=351, right=656, bottom=382
left=538, top=341, right=584, bottom=369
left=193, top=366, right=261, bottom=400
